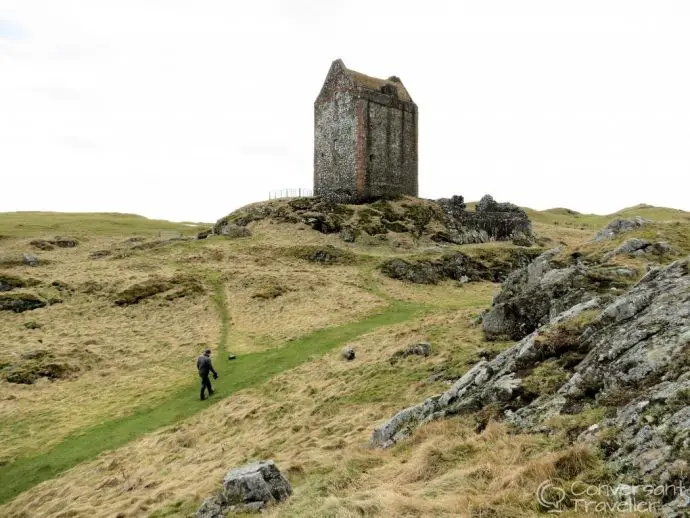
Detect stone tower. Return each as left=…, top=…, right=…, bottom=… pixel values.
left=314, top=59, right=418, bottom=203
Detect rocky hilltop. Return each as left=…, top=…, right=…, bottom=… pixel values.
left=213, top=194, right=532, bottom=246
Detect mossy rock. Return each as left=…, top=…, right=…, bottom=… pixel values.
left=29, top=239, right=55, bottom=251
left=511, top=233, right=534, bottom=247
left=362, top=221, right=388, bottom=236
left=302, top=212, right=344, bottom=234
left=3, top=354, right=77, bottom=384
left=251, top=283, right=288, bottom=300
left=220, top=224, right=252, bottom=239
left=0, top=293, right=47, bottom=313
left=23, top=321, right=42, bottom=330
left=52, top=237, right=79, bottom=248
left=521, top=359, right=570, bottom=398
left=0, top=274, right=26, bottom=292
left=380, top=258, right=441, bottom=284
left=383, top=220, right=409, bottom=233
left=114, top=275, right=205, bottom=306
left=370, top=200, right=404, bottom=222
left=165, top=276, right=205, bottom=301
left=293, top=245, right=356, bottom=265
left=114, top=278, right=174, bottom=306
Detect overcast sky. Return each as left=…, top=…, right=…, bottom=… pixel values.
left=1, top=1, right=689, bottom=222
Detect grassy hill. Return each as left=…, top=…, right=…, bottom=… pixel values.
left=0, top=202, right=688, bottom=517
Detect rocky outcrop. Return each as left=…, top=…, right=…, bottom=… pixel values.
left=481, top=248, right=599, bottom=340
left=371, top=297, right=604, bottom=448
left=196, top=460, right=292, bottom=517
left=371, top=257, right=690, bottom=514
left=480, top=246, right=642, bottom=340
left=381, top=248, right=542, bottom=285
left=29, top=237, right=78, bottom=250
left=214, top=194, right=532, bottom=245
left=593, top=217, right=649, bottom=242
left=601, top=238, right=675, bottom=262
left=219, top=224, right=252, bottom=239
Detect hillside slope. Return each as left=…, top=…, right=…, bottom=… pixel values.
left=0, top=202, right=688, bottom=517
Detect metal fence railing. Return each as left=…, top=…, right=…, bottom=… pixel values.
left=268, top=188, right=313, bottom=200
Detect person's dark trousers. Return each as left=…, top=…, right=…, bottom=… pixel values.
left=200, top=374, right=213, bottom=400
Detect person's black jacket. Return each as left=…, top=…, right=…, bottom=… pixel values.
left=196, top=355, right=217, bottom=377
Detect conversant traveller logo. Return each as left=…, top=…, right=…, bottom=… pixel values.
left=536, top=479, right=688, bottom=514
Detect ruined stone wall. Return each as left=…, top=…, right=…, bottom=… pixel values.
left=314, top=74, right=358, bottom=203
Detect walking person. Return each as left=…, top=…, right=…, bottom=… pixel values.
left=197, top=348, right=218, bottom=400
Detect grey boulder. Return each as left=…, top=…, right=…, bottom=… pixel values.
left=197, top=460, right=292, bottom=517
left=341, top=345, right=355, bottom=361
left=220, top=224, right=252, bottom=239
left=481, top=248, right=597, bottom=340
left=592, top=217, right=649, bottom=242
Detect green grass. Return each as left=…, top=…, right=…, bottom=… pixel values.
left=525, top=204, right=690, bottom=230
left=0, top=212, right=205, bottom=238
left=0, top=300, right=428, bottom=505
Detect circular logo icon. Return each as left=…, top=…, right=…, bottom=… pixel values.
left=537, top=480, right=566, bottom=513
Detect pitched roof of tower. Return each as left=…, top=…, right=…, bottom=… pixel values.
left=332, top=59, right=413, bottom=102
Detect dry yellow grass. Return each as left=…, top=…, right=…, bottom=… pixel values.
left=0, top=229, right=386, bottom=462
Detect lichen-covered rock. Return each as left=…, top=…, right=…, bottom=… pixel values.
left=215, top=194, right=532, bottom=245
left=592, top=217, right=649, bottom=242
left=601, top=238, right=676, bottom=262
left=371, top=257, right=690, bottom=515
left=196, top=460, right=292, bottom=517
left=482, top=248, right=598, bottom=340
left=511, top=233, right=535, bottom=247
left=370, top=297, right=603, bottom=448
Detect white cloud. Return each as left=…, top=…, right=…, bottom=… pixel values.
left=1, top=0, right=689, bottom=222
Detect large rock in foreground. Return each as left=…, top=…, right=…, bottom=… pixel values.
left=371, top=257, right=690, bottom=514
left=197, top=460, right=292, bottom=517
